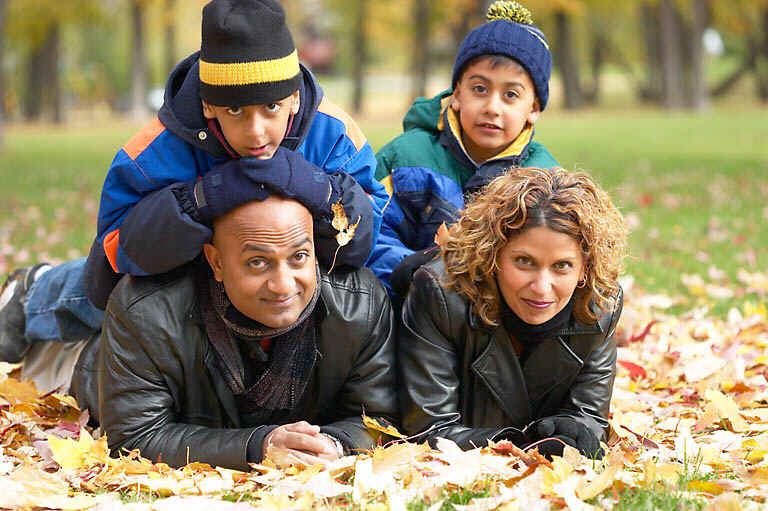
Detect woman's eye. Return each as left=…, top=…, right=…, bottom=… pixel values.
left=554, top=261, right=573, bottom=271
left=515, top=256, right=532, bottom=266
left=265, top=103, right=281, bottom=113
left=226, top=106, right=243, bottom=116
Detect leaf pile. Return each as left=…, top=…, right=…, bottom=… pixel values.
left=1, top=275, right=767, bottom=510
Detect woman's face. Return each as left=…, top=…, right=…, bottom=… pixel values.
left=497, top=226, right=585, bottom=325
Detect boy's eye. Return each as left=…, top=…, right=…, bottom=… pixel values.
left=505, top=90, right=520, bottom=99
left=265, top=103, right=281, bottom=113
left=226, top=106, right=243, bottom=116
left=471, top=85, right=487, bottom=94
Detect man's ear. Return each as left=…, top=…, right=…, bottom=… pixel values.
left=290, top=90, right=300, bottom=115
left=203, top=243, right=224, bottom=281
left=527, top=97, right=541, bottom=125
left=201, top=100, right=217, bottom=120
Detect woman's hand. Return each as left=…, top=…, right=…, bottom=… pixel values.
left=263, top=421, right=342, bottom=467
left=530, top=416, right=603, bottom=459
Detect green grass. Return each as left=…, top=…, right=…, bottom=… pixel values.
left=2, top=104, right=767, bottom=315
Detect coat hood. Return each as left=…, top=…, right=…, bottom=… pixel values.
left=158, top=52, right=323, bottom=159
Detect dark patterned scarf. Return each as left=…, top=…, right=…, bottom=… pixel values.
left=196, top=263, right=321, bottom=423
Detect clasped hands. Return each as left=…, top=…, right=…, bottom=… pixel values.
left=524, top=416, right=603, bottom=459
left=263, top=421, right=343, bottom=468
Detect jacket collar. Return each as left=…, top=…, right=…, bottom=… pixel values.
left=436, top=95, right=534, bottom=178
left=469, top=309, right=602, bottom=424
left=158, top=52, right=323, bottom=159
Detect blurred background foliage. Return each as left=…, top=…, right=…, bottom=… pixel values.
left=1, top=0, right=768, bottom=129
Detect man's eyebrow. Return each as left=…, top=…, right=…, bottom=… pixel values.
left=241, top=237, right=312, bottom=253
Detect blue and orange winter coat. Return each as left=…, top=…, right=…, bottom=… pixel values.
left=368, top=90, right=559, bottom=292
left=83, top=52, right=389, bottom=308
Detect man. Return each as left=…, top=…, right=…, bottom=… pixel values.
left=67, top=190, right=396, bottom=470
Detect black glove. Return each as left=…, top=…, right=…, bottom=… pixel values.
left=530, top=416, right=603, bottom=459
left=191, top=147, right=338, bottom=224
left=391, top=246, right=440, bottom=297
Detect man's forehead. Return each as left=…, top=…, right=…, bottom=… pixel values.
left=214, top=198, right=313, bottom=248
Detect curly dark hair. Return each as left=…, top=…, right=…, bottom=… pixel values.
left=441, top=167, right=627, bottom=326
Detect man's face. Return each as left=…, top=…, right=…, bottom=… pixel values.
left=452, top=57, right=540, bottom=164
left=202, top=90, right=300, bottom=159
left=203, top=197, right=317, bottom=328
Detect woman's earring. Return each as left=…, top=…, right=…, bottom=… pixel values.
left=576, top=278, right=587, bottom=288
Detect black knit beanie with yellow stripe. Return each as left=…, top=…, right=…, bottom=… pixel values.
left=199, top=0, right=302, bottom=107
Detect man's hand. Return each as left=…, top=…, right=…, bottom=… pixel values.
left=263, top=421, right=341, bottom=467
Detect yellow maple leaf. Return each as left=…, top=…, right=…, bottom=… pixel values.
left=362, top=411, right=406, bottom=439
left=328, top=200, right=362, bottom=274
left=577, top=464, right=620, bottom=500
left=704, top=389, right=748, bottom=432
left=331, top=201, right=349, bottom=232
left=47, top=428, right=109, bottom=471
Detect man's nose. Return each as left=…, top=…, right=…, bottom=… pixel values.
left=267, top=264, right=293, bottom=295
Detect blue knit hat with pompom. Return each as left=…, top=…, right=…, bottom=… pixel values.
left=451, top=1, right=552, bottom=110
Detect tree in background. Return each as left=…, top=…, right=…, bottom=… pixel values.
left=0, top=0, right=6, bottom=151
left=7, top=0, right=105, bottom=122
left=712, top=0, right=768, bottom=102
left=130, top=0, right=150, bottom=120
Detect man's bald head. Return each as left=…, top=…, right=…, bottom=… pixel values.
left=204, top=197, right=317, bottom=328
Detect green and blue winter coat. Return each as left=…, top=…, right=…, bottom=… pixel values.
left=368, top=89, right=558, bottom=293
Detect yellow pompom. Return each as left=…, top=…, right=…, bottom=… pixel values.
left=486, top=1, right=534, bottom=25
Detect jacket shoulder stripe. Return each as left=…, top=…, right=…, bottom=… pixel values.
left=122, top=118, right=166, bottom=160
left=103, top=229, right=120, bottom=273
left=316, top=97, right=367, bottom=151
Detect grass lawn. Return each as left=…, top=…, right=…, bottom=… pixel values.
left=1, top=105, right=767, bottom=314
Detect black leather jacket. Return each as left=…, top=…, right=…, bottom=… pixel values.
left=399, top=259, right=622, bottom=449
left=72, top=265, right=397, bottom=471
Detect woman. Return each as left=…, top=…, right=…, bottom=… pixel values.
left=399, top=167, right=627, bottom=458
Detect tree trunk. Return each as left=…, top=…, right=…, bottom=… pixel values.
left=130, top=1, right=149, bottom=120
left=410, top=0, right=430, bottom=101
left=24, top=41, right=46, bottom=120
left=658, top=0, right=685, bottom=109
left=44, top=23, right=63, bottom=123
left=351, top=0, right=367, bottom=114
left=0, top=0, right=6, bottom=150
left=688, top=0, right=709, bottom=110
left=554, top=11, right=582, bottom=109
left=639, top=2, right=661, bottom=101
left=757, top=6, right=768, bottom=101
left=164, top=0, right=177, bottom=77
left=583, top=21, right=607, bottom=106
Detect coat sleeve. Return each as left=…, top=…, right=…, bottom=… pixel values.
left=365, top=148, right=417, bottom=293
left=399, top=267, right=524, bottom=449
left=97, top=294, right=262, bottom=471
left=551, top=289, right=622, bottom=442
left=319, top=280, right=398, bottom=452
left=303, top=98, right=390, bottom=269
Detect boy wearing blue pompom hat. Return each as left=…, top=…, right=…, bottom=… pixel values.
left=369, top=1, right=559, bottom=296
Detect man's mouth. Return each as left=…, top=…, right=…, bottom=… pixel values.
left=262, top=295, right=297, bottom=307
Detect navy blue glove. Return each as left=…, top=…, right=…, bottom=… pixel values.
left=237, top=148, right=338, bottom=218
left=531, top=416, right=603, bottom=459
left=192, top=147, right=338, bottom=225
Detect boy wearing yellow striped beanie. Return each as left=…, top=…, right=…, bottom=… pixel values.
left=1, top=1, right=391, bottom=367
